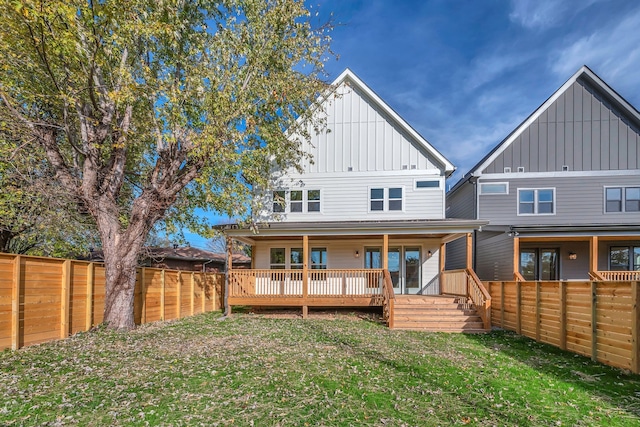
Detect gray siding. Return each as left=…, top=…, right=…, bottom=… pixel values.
left=445, top=238, right=467, bottom=270
left=484, top=80, right=640, bottom=173
left=477, top=174, right=640, bottom=226
left=476, top=231, right=513, bottom=281
left=520, top=241, right=590, bottom=280
left=446, top=180, right=475, bottom=219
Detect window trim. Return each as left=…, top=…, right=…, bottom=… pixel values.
left=479, top=182, right=509, bottom=195
left=605, top=186, right=640, bottom=213
left=517, top=188, right=556, bottom=216
left=368, top=186, right=405, bottom=213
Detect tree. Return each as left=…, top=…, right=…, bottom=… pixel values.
left=0, top=0, right=331, bottom=329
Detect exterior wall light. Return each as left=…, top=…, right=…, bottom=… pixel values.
left=354, top=250, right=360, bottom=258
left=568, top=252, right=577, bottom=260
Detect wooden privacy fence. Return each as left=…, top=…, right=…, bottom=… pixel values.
left=0, top=253, right=225, bottom=351
left=488, top=280, right=640, bottom=373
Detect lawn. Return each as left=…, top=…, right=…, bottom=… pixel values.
left=1, top=311, right=640, bottom=426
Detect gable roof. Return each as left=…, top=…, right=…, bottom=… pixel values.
left=448, top=65, right=640, bottom=193
left=330, top=68, right=456, bottom=176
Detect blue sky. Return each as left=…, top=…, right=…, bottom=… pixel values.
left=184, top=0, right=640, bottom=249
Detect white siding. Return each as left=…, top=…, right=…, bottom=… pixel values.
left=254, top=238, right=441, bottom=292
left=259, top=172, right=445, bottom=222
left=299, top=81, right=443, bottom=174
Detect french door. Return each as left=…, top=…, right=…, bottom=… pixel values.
left=520, top=248, right=559, bottom=281
left=368, top=246, right=421, bottom=294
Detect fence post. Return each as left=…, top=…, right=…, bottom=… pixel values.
left=160, top=269, right=166, bottom=320
left=559, top=281, right=567, bottom=351
left=190, top=272, right=195, bottom=315
left=177, top=271, right=182, bottom=319
left=516, top=281, right=521, bottom=335
left=500, top=282, right=505, bottom=328
left=11, top=255, right=21, bottom=350
left=140, top=268, right=147, bottom=324
left=591, top=281, right=597, bottom=362
left=86, top=263, right=94, bottom=331
left=632, top=281, right=640, bottom=374
left=535, top=281, right=541, bottom=342
left=201, top=274, right=206, bottom=313
left=61, top=260, right=71, bottom=339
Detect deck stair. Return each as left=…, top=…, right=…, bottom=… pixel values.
left=390, top=295, right=489, bottom=333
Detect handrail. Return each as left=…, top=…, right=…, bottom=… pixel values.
left=465, top=268, right=492, bottom=331
left=382, top=269, right=395, bottom=327
left=588, top=271, right=604, bottom=281
left=598, top=270, right=640, bottom=281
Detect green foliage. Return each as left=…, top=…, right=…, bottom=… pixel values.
left=0, top=0, right=332, bottom=239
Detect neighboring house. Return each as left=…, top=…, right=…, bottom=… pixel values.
left=223, top=69, right=490, bottom=330
left=447, top=65, right=640, bottom=282
left=85, top=246, right=250, bottom=272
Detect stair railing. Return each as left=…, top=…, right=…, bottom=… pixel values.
left=465, top=268, right=491, bottom=330
left=382, top=269, right=395, bottom=328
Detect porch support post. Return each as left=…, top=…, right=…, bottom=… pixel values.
left=465, top=233, right=473, bottom=270
left=225, top=236, right=232, bottom=317
left=250, top=245, right=256, bottom=269
left=382, top=234, right=389, bottom=270
left=439, top=241, right=446, bottom=295
left=302, top=235, right=309, bottom=318
left=589, top=236, right=599, bottom=276
left=513, top=236, right=520, bottom=280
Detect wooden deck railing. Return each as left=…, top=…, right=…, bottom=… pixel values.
left=229, top=269, right=385, bottom=298
left=441, top=268, right=491, bottom=330
left=598, top=270, right=640, bottom=281
left=440, top=269, right=468, bottom=296
left=381, top=270, right=395, bottom=327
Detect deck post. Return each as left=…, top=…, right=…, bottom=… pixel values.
left=589, top=236, right=599, bottom=276
left=382, top=234, right=389, bottom=270
left=302, top=235, right=309, bottom=318
left=439, top=241, right=446, bottom=295
left=513, top=236, right=520, bottom=280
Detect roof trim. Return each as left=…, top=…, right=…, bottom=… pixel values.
left=332, top=68, right=456, bottom=175
left=448, top=65, right=640, bottom=195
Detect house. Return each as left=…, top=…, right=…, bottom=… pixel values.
left=446, top=65, right=640, bottom=282
left=223, top=69, right=490, bottom=331
left=85, top=246, right=251, bottom=272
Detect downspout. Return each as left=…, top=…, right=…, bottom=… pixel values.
left=202, top=258, right=215, bottom=272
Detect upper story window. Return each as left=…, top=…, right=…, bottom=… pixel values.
left=370, top=187, right=403, bottom=212
left=518, top=188, right=555, bottom=215
left=272, top=189, right=320, bottom=213
left=479, top=182, right=508, bottom=195
left=290, top=191, right=303, bottom=213
left=606, top=187, right=640, bottom=213
left=415, top=180, right=439, bottom=189
left=307, top=190, right=321, bottom=212
left=609, top=246, right=640, bottom=271
left=272, top=191, right=286, bottom=213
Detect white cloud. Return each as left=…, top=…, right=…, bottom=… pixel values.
left=509, top=0, right=604, bottom=30
left=550, top=7, right=640, bottom=92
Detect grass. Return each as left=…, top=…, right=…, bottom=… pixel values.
left=1, top=310, right=640, bottom=426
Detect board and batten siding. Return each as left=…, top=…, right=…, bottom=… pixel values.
left=298, top=81, right=445, bottom=174
left=259, top=172, right=445, bottom=222
left=483, top=79, right=640, bottom=174
left=253, top=238, right=441, bottom=289
left=477, top=174, right=640, bottom=226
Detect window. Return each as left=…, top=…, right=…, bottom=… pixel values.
left=272, top=191, right=285, bottom=213
left=290, top=248, right=303, bottom=269
left=370, top=187, right=403, bottom=212
left=416, top=180, right=439, bottom=189
left=518, top=188, right=555, bottom=215
left=307, top=190, right=321, bottom=212
left=517, top=167, right=525, bottom=173
left=270, top=248, right=286, bottom=269
left=310, top=248, right=327, bottom=269
left=504, top=167, right=511, bottom=173
left=370, top=188, right=384, bottom=211
left=388, top=188, right=402, bottom=211
left=290, top=191, right=303, bottom=212
left=605, top=187, right=640, bottom=213
left=609, top=246, right=640, bottom=271
left=479, top=182, right=508, bottom=195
